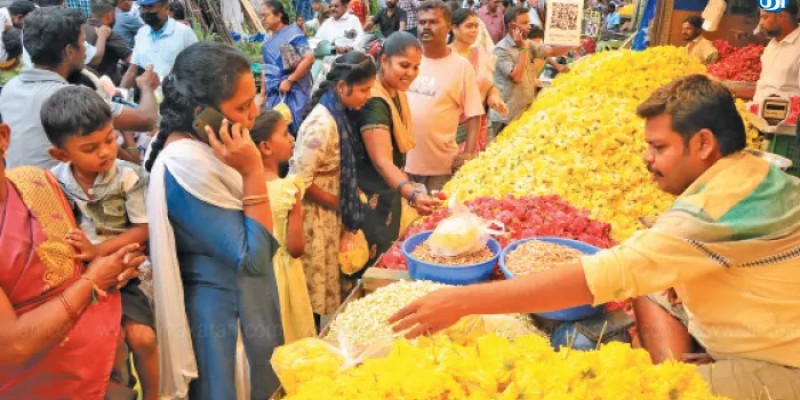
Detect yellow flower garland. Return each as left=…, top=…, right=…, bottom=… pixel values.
left=444, top=47, right=760, bottom=241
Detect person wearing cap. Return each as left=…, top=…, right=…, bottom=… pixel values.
left=737, top=1, right=800, bottom=104
left=119, top=0, right=197, bottom=88
left=682, top=15, right=718, bottom=64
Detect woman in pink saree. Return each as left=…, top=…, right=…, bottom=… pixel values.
left=0, top=120, right=143, bottom=399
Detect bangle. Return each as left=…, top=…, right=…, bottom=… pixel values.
left=242, top=194, right=270, bottom=206
left=395, top=179, right=412, bottom=194
left=81, top=275, right=106, bottom=304
left=59, top=293, right=79, bottom=322
left=243, top=198, right=270, bottom=206
left=124, top=146, right=138, bottom=152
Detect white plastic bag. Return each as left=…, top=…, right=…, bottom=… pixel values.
left=427, top=198, right=502, bottom=257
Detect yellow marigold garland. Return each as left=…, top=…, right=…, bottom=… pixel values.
left=444, top=46, right=760, bottom=241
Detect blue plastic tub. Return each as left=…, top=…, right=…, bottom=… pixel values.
left=402, top=231, right=501, bottom=285
left=500, top=237, right=605, bottom=321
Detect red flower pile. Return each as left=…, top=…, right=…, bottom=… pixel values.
left=707, top=41, right=764, bottom=82
left=377, top=195, right=616, bottom=271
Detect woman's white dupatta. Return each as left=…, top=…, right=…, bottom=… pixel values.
left=147, top=138, right=252, bottom=399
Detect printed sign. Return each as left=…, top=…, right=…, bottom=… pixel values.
left=545, top=0, right=584, bottom=46
left=583, top=8, right=602, bottom=39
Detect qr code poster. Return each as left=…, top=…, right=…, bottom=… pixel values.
left=544, top=0, right=583, bottom=46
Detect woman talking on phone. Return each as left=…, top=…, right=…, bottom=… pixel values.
left=145, top=42, right=283, bottom=400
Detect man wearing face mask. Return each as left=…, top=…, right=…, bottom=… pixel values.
left=738, top=1, right=800, bottom=103
left=364, top=0, right=407, bottom=37
left=84, top=0, right=132, bottom=85
left=0, top=7, right=159, bottom=169
left=119, top=0, right=196, bottom=89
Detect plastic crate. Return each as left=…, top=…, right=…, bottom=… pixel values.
left=768, top=133, right=800, bottom=177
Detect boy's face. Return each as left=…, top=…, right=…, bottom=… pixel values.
left=50, top=123, right=118, bottom=174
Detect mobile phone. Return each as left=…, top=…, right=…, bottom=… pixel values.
left=192, top=107, right=227, bottom=143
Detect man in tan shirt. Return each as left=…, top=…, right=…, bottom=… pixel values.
left=390, top=75, right=800, bottom=400
left=683, top=15, right=719, bottom=64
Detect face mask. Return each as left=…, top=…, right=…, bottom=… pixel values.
left=141, top=12, right=161, bottom=27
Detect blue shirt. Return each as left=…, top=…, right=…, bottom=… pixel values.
left=131, top=17, right=198, bottom=78
left=114, top=7, right=144, bottom=48
left=607, top=12, right=620, bottom=29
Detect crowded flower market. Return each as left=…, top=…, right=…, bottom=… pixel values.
left=0, top=0, right=799, bottom=397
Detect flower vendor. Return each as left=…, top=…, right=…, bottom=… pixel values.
left=390, top=74, right=800, bottom=400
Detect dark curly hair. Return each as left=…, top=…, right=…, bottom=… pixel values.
left=144, top=42, right=252, bottom=171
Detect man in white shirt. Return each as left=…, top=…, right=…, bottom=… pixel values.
left=314, top=0, right=364, bottom=54
left=119, top=0, right=197, bottom=87
left=748, top=2, right=800, bottom=105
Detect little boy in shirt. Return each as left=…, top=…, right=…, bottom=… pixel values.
left=41, top=86, right=158, bottom=400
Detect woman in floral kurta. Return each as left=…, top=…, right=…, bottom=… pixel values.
left=289, top=104, right=343, bottom=316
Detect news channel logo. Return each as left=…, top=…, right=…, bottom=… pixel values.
left=759, top=0, right=787, bottom=12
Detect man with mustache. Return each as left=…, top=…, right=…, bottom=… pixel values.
left=745, top=0, right=800, bottom=104
left=391, top=75, right=800, bottom=399
left=314, top=0, right=364, bottom=54
left=682, top=15, right=718, bottom=64
left=404, top=0, right=484, bottom=192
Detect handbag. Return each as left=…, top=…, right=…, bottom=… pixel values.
left=280, top=41, right=302, bottom=71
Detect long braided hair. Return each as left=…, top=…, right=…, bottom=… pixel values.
left=144, top=42, right=252, bottom=171
left=303, top=51, right=377, bottom=232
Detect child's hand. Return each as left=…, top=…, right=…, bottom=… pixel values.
left=65, top=229, right=97, bottom=262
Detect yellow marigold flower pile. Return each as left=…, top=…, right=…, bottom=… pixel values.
left=281, top=334, right=727, bottom=399
left=443, top=46, right=761, bottom=240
